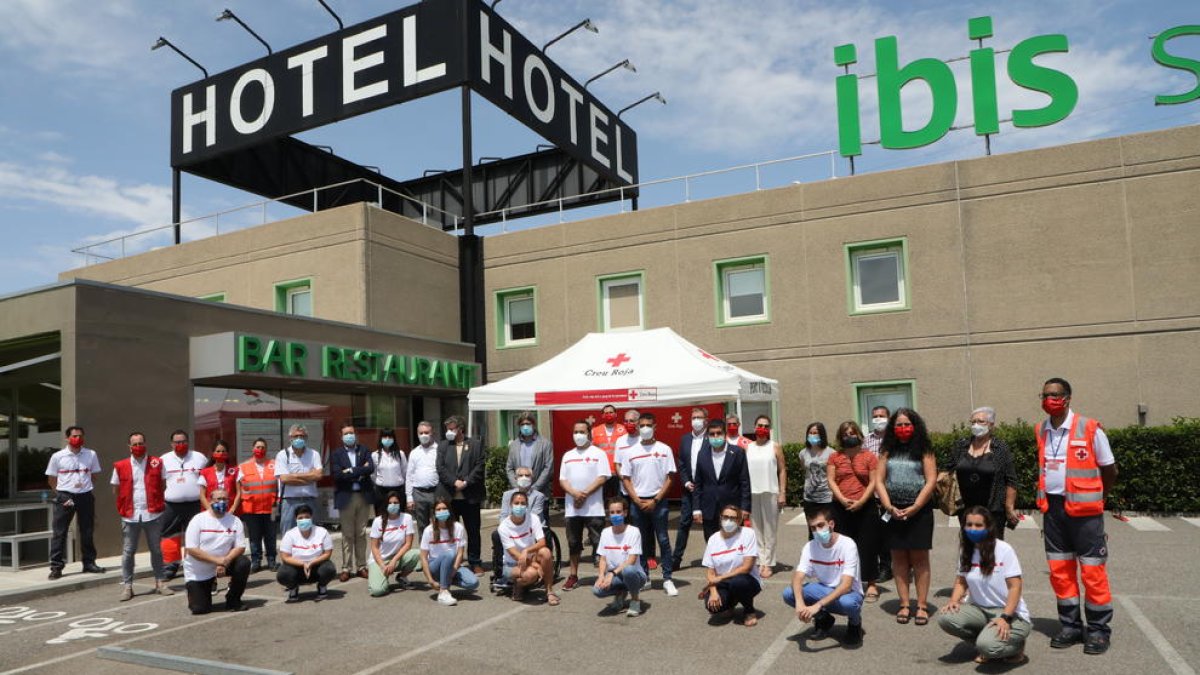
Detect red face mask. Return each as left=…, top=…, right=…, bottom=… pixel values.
left=1042, top=397, right=1068, bottom=416
left=602, top=412, right=617, bottom=424
left=755, top=426, right=770, bottom=440
left=130, top=444, right=147, bottom=458
left=173, top=442, right=189, bottom=455
left=894, top=425, right=915, bottom=442
left=624, top=422, right=638, bottom=436
left=727, top=424, right=740, bottom=437
left=67, top=436, right=84, bottom=448
left=252, top=446, right=267, bottom=460
left=213, top=453, right=229, bottom=465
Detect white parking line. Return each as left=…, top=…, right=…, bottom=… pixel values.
left=1118, top=595, right=1196, bottom=675
left=786, top=513, right=807, bottom=526
left=1015, top=515, right=1039, bottom=530
left=0, top=593, right=179, bottom=636
left=744, top=615, right=797, bottom=675
left=1125, top=516, right=1171, bottom=532
left=1180, top=517, right=1200, bottom=528
left=350, top=605, right=527, bottom=675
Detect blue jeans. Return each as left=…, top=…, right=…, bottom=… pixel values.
left=281, top=497, right=317, bottom=535
left=783, top=582, right=864, bottom=625
left=629, top=498, right=672, bottom=580
left=592, top=565, right=648, bottom=598
left=428, top=552, right=479, bottom=591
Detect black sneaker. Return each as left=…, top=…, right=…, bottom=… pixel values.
left=48, top=568, right=63, bottom=580
left=285, top=588, right=300, bottom=603
left=250, top=562, right=263, bottom=574
left=82, top=564, right=106, bottom=574
left=844, top=623, right=864, bottom=645
left=315, top=584, right=329, bottom=601
left=226, top=602, right=248, bottom=612
left=812, top=611, right=835, bottom=639
left=1083, top=633, right=1110, bottom=655
left=162, top=564, right=179, bottom=580
left=1051, top=628, right=1085, bottom=649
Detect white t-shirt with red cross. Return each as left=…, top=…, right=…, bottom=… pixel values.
left=160, top=450, right=206, bottom=502
left=497, top=513, right=545, bottom=566
left=597, top=525, right=642, bottom=569
left=702, top=527, right=761, bottom=587
left=45, top=447, right=102, bottom=493
left=183, top=510, right=246, bottom=582
left=280, top=525, right=334, bottom=563
left=420, top=521, right=467, bottom=559
left=559, top=445, right=611, bottom=517
left=798, top=533, right=862, bottom=595
left=1039, top=410, right=1115, bottom=496
left=960, top=540, right=1031, bottom=622
left=369, top=513, right=415, bottom=560
left=619, top=440, right=676, bottom=498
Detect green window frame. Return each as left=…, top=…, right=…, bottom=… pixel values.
left=198, top=292, right=226, bottom=303
left=853, top=380, right=917, bottom=430
left=596, top=271, right=645, bottom=332
left=845, top=237, right=910, bottom=315
left=495, top=287, right=538, bottom=349
left=714, top=256, right=770, bottom=326
left=274, top=278, right=313, bottom=317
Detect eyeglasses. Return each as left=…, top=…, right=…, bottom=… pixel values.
left=756, top=424, right=771, bottom=430
left=969, top=419, right=990, bottom=425
left=1040, top=393, right=1067, bottom=400
left=894, top=422, right=914, bottom=428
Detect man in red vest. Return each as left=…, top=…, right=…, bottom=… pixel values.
left=1036, top=377, right=1118, bottom=655
left=109, top=432, right=175, bottom=601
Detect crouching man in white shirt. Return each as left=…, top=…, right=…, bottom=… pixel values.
left=183, top=489, right=250, bottom=614
left=783, top=506, right=864, bottom=645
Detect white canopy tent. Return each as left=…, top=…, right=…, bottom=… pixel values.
left=469, top=328, right=779, bottom=436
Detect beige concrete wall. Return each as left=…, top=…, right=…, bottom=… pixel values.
left=364, top=207, right=462, bottom=342
left=483, top=125, right=1200, bottom=433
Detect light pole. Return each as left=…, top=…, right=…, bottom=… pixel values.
left=216, top=9, right=273, bottom=55
left=151, top=37, right=208, bottom=245
left=543, top=19, right=598, bottom=52
left=315, top=0, right=343, bottom=29
left=618, top=91, right=666, bottom=118
left=585, top=59, right=636, bottom=89
left=151, top=37, right=208, bottom=78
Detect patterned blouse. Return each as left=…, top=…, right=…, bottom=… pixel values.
left=942, top=437, right=1018, bottom=514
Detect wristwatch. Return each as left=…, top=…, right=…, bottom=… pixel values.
left=999, top=613, right=1015, bottom=623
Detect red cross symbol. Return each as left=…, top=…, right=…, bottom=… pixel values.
left=698, top=349, right=718, bottom=361
left=607, top=353, right=631, bottom=367
left=629, top=390, right=640, bottom=400
left=1074, top=447, right=1090, bottom=461
left=671, top=412, right=683, bottom=424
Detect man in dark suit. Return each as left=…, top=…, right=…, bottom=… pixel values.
left=331, top=423, right=375, bottom=582
left=673, top=407, right=710, bottom=570
left=692, top=420, right=752, bottom=541
left=437, top=414, right=487, bottom=574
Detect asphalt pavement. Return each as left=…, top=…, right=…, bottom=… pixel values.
left=1, top=509, right=1197, bottom=675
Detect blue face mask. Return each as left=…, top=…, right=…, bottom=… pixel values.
left=435, top=510, right=450, bottom=522
left=511, top=505, right=528, bottom=518
left=212, top=501, right=228, bottom=516
left=807, top=435, right=822, bottom=447
left=343, top=433, right=357, bottom=447
left=386, top=503, right=401, bottom=516
left=813, top=528, right=832, bottom=544
left=964, top=527, right=989, bottom=544
left=291, top=437, right=306, bottom=450
left=609, top=514, right=625, bottom=527
left=381, top=437, right=394, bottom=448
left=709, top=436, right=726, bottom=449
left=519, top=424, right=534, bottom=437
left=296, top=517, right=313, bottom=531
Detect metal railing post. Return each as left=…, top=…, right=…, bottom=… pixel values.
left=830, top=151, right=837, bottom=179
left=422, top=203, right=428, bottom=225
left=559, top=197, right=564, bottom=222
left=377, top=184, right=383, bottom=207
left=619, top=187, right=625, bottom=213
left=312, top=187, right=318, bottom=212
left=755, top=164, right=761, bottom=191
left=684, top=176, right=690, bottom=202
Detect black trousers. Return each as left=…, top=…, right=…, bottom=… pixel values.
left=708, top=573, right=761, bottom=613
left=186, top=555, right=251, bottom=614
left=161, top=500, right=202, bottom=538
left=241, top=513, right=277, bottom=564
left=50, top=491, right=96, bottom=569
left=276, top=560, right=338, bottom=588
left=452, top=499, right=483, bottom=567
left=833, top=499, right=881, bottom=582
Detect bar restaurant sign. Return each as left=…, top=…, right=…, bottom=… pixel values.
left=190, top=332, right=477, bottom=390
left=835, top=17, right=1200, bottom=157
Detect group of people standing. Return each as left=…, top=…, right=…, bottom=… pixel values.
left=44, top=376, right=1117, bottom=663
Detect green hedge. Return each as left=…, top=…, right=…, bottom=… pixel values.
left=484, top=419, right=1200, bottom=512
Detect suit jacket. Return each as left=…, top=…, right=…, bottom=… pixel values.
left=505, top=435, right=555, bottom=495
left=438, top=437, right=486, bottom=504
left=693, top=446, right=752, bottom=521
left=331, top=444, right=375, bottom=509
left=677, top=432, right=710, bottom=487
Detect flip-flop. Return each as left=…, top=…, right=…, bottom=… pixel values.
left=865, top=588, right=880, bottom=603
left=896, top=607, right=912, bottom=624
left=547, top=592, right=561, bottom=606
left=914, top=607, right=930, bottom=626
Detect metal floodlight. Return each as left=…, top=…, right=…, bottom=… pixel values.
left=543, top=18, right=598, bottom=52
left=316, top=0, right=343, bottom=29
left=618, top=91, right=666, bottom=118
left=216, top=8, right=273, bottom=55
left=585, top=59, right=637, bottom=89
left=491, top=0, right=503, bottom=8
left=150, top=37, right=209, bottom=78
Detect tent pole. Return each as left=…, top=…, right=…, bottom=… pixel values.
left=736, top=398, right=744, bottom=429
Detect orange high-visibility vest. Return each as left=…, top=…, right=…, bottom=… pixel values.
left=1036, top=414, right=1105, bottom=517
left=592, top=425, right=624, bottom=473
left=237, top=459, right=277, bottom=515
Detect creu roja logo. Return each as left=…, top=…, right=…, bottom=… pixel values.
left=585, top=352, right=634, bottom=377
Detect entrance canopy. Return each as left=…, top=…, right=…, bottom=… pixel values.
left=468, top=328, right=779, bottom=411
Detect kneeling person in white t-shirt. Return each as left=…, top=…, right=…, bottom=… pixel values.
left=783, top=506, right=864, bottom=644
left=183, top=489, right=250, bottom=614
left=277, top=504, right=337, bottom=602
left=701, top=505, right=762, bottom=626
left=593, top=496, right=647, bottom=617
left=368, top=491, right=420, bottom=597
left=498, top=491, right=557, bottom=605
left=419, top=498, right=480, bottom=606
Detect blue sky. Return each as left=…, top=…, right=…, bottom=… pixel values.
left=0, top=0, right=1197, bottom=295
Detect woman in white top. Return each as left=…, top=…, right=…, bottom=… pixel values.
left=745, top=414, right=787, bottom=578
left=938, top=506, right=1032, bottom=665
left=367, top=491, right=420, bottom=597
left=700, top=504, right=762, bottom=627
left=801, top=422, right=835, bottom=527
left=419, top=498, right=479, bottom=606
left=371, top=429, right=406, bottom=513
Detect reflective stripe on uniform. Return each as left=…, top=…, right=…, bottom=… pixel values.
left=1065, top=468, right=1100, bottom=479
left=1079, top=555, right=1107, bottom=566
left=1064, top=490, right=1104, bottom=502
left=1057, top=595, right=1081, bottom=607
left=1046, top=551, right=1077, bottom=561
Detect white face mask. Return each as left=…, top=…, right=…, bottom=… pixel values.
left=691, top=418, right=706, bottom=433
left=573, top=432, right=589, bottom=447
left=516, top=476, right=532, bottom=489
left=445, top=429, right=457, bottom=442
left=970, top=423, right=990, bottom=438
left=871, top=417, right=888, bottom=432
left=721, top=518, right=738, bottom=534
left=418, top=433, right=432, bottom=446
left=639, top=426, right=654, bottom=441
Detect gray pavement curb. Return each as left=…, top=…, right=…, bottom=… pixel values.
left=0, top=567, right=160, bottom=604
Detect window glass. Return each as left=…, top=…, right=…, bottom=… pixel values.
left=603, top=277, right=642, bottom=331
left=725, top=266, right=766, bottom=320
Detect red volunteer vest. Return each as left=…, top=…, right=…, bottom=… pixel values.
left=1036, top=413, right=1105, bottom=517
left=201, top=465, right=240, bottom=501
left=114, top=456, right=166, bottom=518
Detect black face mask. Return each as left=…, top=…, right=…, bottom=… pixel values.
left=841, top=436, right=863, bottom=448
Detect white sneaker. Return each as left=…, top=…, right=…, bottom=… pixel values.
left=641, top=579, right=653, bottom=592
left=663, top=580, right=678, bottom=597
left=438, top=589, right=458, bottom=606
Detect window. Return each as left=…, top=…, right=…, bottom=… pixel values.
left=854, top=380, right=916, bottom=430
left=715, top=257, right=769, bottom=325
left=198, top=293, right=225, bottom=303
left=846, top=238, right=909, bottom=314
left=496, top=288, right=537, bottom=348
left=598, top=273, right=644, bottom=332
left=274, top=279, right=312, bottom=317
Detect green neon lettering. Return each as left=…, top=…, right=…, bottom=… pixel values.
left=1152, top=25, right=1200, bottom=105
left=834, top=43, right=861, bottom=158
left=1008, top=33, right=1077, bottom=127
left=286, top=342, right=307, bottom=377
left=876, top=35, right=957, bottom=149
left=968, top=17, right=999, bottom=136
left=322, top=346, right=346, bottom=379
left=237, top=335, right=264, bottom=372
left=382, top=354, right=404, bottom=383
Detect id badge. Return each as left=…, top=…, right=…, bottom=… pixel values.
left=1045, top=459, right=1064, bottom=471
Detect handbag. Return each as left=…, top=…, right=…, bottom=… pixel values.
left=935, top=470, right=962, bottom=516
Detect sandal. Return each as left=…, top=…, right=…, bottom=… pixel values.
left=744, top=611, right=759, bottom=627
left=865, top=587, right=880, bottom=603
left=547, top=592, right=561, bottom=606
left=914, top=607, right=930, bottom=626
left=895, top=606, right=912, bottom=624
